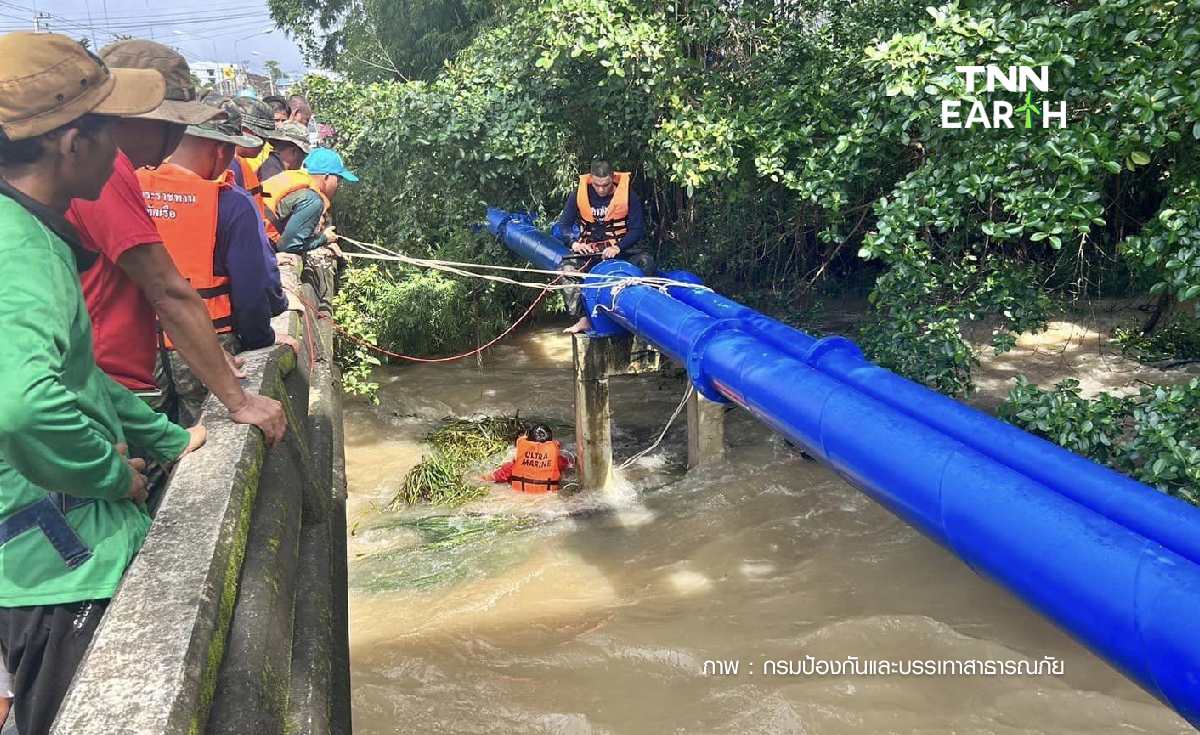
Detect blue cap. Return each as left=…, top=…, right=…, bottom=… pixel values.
left=303, top=147, right=358, bottom=182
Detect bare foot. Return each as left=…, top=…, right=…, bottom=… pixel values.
left=563, top=316, right=591, bottom=334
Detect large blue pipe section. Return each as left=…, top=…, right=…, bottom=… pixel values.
left=486, top=209, right=1200, bottom=725
left=485, top=208, right=570, bottom=271
left=659, top=269, right=1200, bottom=571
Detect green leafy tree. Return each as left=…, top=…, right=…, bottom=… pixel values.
left=299, top=0, right=1200, bottom=409
left=264, top=59, right=285, bottom=93
left=268, top=0, right=498, bottom=81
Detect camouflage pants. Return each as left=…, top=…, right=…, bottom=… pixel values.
left=276, top=252, right=304, bottom=311
left=302, top=246, right=341, bottom=314
left=151, top=332, right=242, bottom=427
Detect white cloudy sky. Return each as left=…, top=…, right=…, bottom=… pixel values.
left=2, top=0, right=308, bottom=78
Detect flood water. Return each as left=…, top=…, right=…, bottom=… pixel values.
left=344, top=328, right=1191, bottom=734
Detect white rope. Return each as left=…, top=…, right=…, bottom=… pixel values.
left=336, top=234, right=712, bottom=294
left=337, top=233, right=702, bottom=470
left=618, top=385, right=695, bottom=470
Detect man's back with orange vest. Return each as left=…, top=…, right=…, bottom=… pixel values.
left=137, top=115, right=292, bottom=422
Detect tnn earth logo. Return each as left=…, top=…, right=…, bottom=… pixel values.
left=941, top=65, right=1067, bottom=129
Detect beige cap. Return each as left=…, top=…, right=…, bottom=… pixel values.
left=0, top=32, right=165, bottom=141
left=99, top=39, right=218, bottom=126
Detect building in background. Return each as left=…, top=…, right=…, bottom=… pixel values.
left=190, top=61, right=240, bottom=96
left=188, top=62, right=282, bottom=98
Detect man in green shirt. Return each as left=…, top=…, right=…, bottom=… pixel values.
left=0, top=32, right=206, bottom=735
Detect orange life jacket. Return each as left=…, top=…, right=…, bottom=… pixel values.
left=575, top=172, right=631, bottom=248
left=136, top=162, right=234, bottom=349
left=260, top=168, right=330, bottom=245
left=235, top=155, right=267, bottom=222
left=510, top=438, right=561, bottom=493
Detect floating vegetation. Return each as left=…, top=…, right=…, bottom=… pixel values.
left=351, top=513, right=544, bottom=592
left=392, top=415, right=552, bottom=507
left=394, top=452, right=491, bottom=507
left=427, top=416, right=525, bottom=460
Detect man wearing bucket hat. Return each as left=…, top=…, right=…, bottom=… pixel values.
left=226, top=96, right=276, bottom=219
left=67, top=40, right=288, bottom=446
left=0, top=32, right=207, bottom=735
left=137, top=108, right=299, bottom=424
left=220, top=97, right=288, bottom=319
left=261, top=146, right=358, bottom=311
left=256, top=120, right=310, bottom=182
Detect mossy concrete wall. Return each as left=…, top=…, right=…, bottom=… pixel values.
left=52, top=275, right=351, bottom=735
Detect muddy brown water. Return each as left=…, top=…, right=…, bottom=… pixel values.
left=344, top=326, right=1192, bottom=734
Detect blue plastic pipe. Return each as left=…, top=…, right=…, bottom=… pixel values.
left=488, top=208, right=1200, bottom=724
left=660, top=269, right=1200, bottom=570
left=485, top=208, right=569, bottom=272
left=485, top=208, right=630, bottom=335
left=584, top=264, right=1200, bottom=725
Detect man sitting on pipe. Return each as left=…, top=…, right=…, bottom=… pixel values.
left=553, top=159, right=652, bottom=334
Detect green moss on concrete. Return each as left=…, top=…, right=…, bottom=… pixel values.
left=187, top=441, right=264, bottom=735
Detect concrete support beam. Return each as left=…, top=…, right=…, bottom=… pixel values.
left=286, top=522, right=334, bottom=735
left=317, top=320, right=353, bottom=735
left=572, top=334, right=671, bottom=490
left=573, top=335, right=614, bottom=492
left=687, top=391, right=725, bottom=468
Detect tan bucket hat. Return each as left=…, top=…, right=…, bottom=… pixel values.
left=98, top=39, right=218, bottom=126
left=0, top=32, right=165, bottom=141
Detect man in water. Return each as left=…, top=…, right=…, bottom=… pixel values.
left=554, top=159, right=651, bottom=334
left=487, top=424, right=575, bottom=493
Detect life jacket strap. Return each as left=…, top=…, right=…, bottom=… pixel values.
left=196, top=283, right=232, bottom=299
left=510, top=475, right=560, bottom=492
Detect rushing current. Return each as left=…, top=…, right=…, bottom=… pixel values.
left=343, top=328, right=1191, bottom=734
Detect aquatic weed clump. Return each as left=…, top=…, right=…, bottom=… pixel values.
left=427, top=416, right=526, bottom=459
left=392, top=416, right=530, bottom=507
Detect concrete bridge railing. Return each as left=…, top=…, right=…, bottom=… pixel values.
left=51, top=281, right=352, bottom=735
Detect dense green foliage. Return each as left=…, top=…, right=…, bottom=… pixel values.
left=1112, top=313, right=1200, bottom=363
left=1001, top=377, right=1200, bottom=502
left=290, top=0, right=1200, bottom=398
left=269, top=0, right=496, bottom=80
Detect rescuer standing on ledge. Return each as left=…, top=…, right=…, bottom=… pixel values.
left=0, top=33, right=206, bottom=735
left=554, top=159, right=651, bottom=334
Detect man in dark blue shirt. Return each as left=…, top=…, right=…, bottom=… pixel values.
left=554, top=159, right=652, bottom=333
left=149, top=112, right=296, bottom=423
left=222, top=97, right=287, bottom=317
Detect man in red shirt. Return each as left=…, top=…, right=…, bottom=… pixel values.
left=66, top=40, right=287, bottom=445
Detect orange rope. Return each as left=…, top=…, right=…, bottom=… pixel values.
left=288, top=277, right=560, bottom=364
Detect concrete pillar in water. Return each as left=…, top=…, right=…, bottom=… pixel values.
left=572, top=334, right=614, bottom=491
left=687, top=391, right=725, bottom=468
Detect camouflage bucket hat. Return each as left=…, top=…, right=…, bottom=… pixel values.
left=185, top=103, right=262, bottom=148
left=99, top=39, right=217, bottom=126
left=263, top=121, right=311, bottom=153
left=229, top=96, right=275, bottom=139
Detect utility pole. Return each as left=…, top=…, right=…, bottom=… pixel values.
left=33, top=12, right=50, bottom=33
